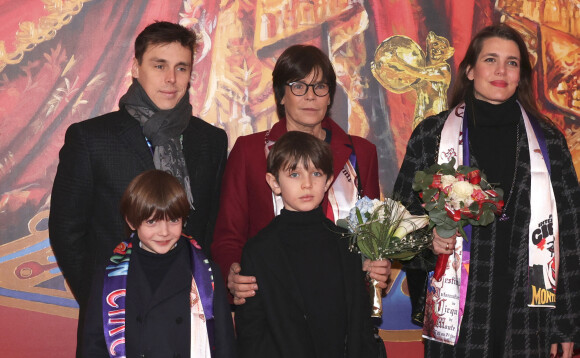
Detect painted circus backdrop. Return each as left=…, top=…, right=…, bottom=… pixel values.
left=1, top=0, right=579, bottom=356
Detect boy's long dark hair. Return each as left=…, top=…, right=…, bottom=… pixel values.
left=120, top=170, right=190, bottom=236
left=267, top=131, right=333, bottom=180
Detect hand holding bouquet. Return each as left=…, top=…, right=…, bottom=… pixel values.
left=338, top=196, right=430, bottom=316
left=412, top=158, right=504, bottom=280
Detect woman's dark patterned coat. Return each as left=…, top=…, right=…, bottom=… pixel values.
left=393, top=110, right=580, bottom=357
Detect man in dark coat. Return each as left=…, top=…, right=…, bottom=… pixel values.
left=49, top=21, right=227, bottom=354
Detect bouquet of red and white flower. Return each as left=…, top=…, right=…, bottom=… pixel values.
left=412, top=158, right=504, bottom=280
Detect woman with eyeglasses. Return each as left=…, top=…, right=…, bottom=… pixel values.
left=211, top=44, right=390, bottom=307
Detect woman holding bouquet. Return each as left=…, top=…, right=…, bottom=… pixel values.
left=394, top=24, right=580, bottom=357
left=211, top=45, right=390, bottom=306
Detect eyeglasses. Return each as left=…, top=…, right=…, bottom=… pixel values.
left=286, top=81, right=330, bottom=97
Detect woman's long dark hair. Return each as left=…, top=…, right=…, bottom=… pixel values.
left=449, top=23, right=545, bottom=121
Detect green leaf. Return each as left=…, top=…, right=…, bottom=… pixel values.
left=423, top=188, right=438, bottom=201
left=436, top=226, right=457, bottom=238
left=457, top=225, right=469, bottom=241
left=336, top=219, right=349, bottom=230
left=355, top=208, right=364, bottom=224
left=424, top=201, right=437, bottom=211
left=357, top=237, right=375, bottom=260
left=429, top=210, right=448, bottom=224
left=478, top=210, right=494, bottom=226
left=413, top=171, right=434, bottom=191
left=370, top=221, right=382, bottom=240
left=469, top=201, right=479, bottom=214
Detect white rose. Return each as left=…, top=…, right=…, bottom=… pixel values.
left=440, top=174, right=456, bottom=189
left=450, top=181, right=474, bottom=201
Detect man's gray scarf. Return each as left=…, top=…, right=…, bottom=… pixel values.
left=119, top=78, right=195, bottom=209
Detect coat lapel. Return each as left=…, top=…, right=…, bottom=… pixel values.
left=115, top=110, right=155, bottom=171
left=182, top=118, right=200, bottom=189
left=324, top=118, right=353, bottom=183
left=127, top=249, right=153, bottom=312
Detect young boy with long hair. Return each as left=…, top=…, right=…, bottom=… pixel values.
left=82, top=170, right=235, bottom=357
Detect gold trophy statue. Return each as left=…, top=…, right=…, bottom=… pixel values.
left=371, top=32, right=454, bottom=129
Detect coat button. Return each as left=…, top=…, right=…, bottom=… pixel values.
left=176, top=316, right=183, bottom=324
left=136, top=316, right=142, bottom=323
left=173, top=354, right=181, bottom=358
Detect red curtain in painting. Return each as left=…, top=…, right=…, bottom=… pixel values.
left=0, top=0, right=221, bottom=241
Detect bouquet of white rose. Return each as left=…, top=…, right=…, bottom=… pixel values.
left=337, top=196, right=430, bottom=316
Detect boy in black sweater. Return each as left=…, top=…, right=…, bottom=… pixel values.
left=235, top=131, right=377, bottom=358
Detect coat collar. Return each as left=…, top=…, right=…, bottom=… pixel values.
left=114, top=110, right=196, bottom=176
left=128, top=238, right=192, bottom=312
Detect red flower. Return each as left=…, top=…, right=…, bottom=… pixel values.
left=467, top=169, right=481, bottom=184
left=445, top=204, right=461, bottom=222
left=430, top=174, right=442, bottom=189
left=485, top=189, right=499, bottom=198
left=471, top=189, right=487, bottom=201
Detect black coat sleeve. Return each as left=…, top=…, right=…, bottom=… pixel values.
left=543, top=123, right=580, bottom=344
left=235, top=246, right=279, bottom=358
left=393, top=114, right=447, bottom=272
left=211, top=263, right=238, bottom=358
left=49, top=122, right=94, bottom=303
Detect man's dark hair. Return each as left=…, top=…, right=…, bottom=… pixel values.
left=134, top=21, right=196, bottom=64
left=120, top=170, right=190, bottom=236
left=272, top=44, right=337, bottom=119
left=267, top=131, right=333, bottom=181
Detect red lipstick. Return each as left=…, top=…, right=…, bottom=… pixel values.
left=490, top=81, right=507, bottom=88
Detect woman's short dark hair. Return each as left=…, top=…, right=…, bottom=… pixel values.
left=120, top=170, right=190, bottom=236
left=449, top=23, right=543, bottom=119
left=272, top=45, right=337, bottom=119
left=134, top=21, right=196, bottom=64
left=267, top=131, right=333, bottom=180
